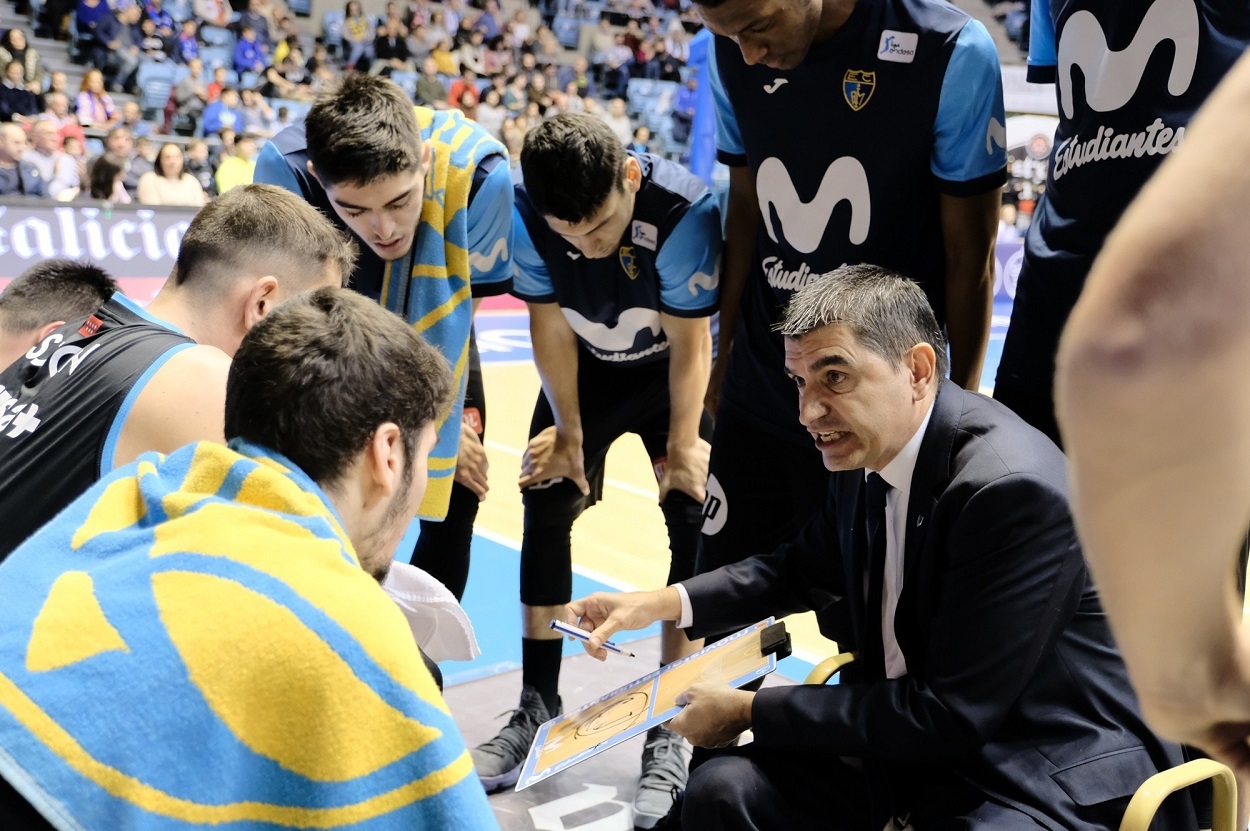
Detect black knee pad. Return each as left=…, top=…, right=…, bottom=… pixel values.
left=661, top=491, right=703, bottom=586
left=520, top=478, right=586, bottom=606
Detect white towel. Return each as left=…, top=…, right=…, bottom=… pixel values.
left=382, top=561, right=481, bottom=662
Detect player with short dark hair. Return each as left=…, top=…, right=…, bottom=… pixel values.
left=468, top=114, right=720, bottom=828
left=0, top=184, right=355, bottom=559
left=0, top=260, right=118, bottom=369
left=255, top=74, right=514, bottom=602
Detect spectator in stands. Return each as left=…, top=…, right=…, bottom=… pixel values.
left=215, top=129, right=256, bottom=192
left=0, top=123, right=43, bottom=196
left=23, top=118, right=78, bottom=199
left=194, top=0, right=231, bottom=32
left=652, top=39, right=682, bottom=82
left=415, top=56, right=448, bottom=107
left=371, top=20, right=414, bottom=76
left=0, top=29, right=45, bottom=94
left=382, top=0, right=408, bottom=37
left=509, top=8, right=531, bottom=44
left=264, top=54, right=314, bottom=99
left=138, top=17, right=171, bottom=62
left=503, top=71, right=526, bottom=112
left=174, top=18, right=200, bottom=64
left=137, top=141, right=209, bottom=205
left=474, top=0, right=501, bottom=40
left=238, top=87, right=274, bottom=135
left=207, top=65, right=228, bottom=100
left=202, top=85, right=243, bottom=133
left=532, top=26, right=560, bottom=67
left=99, top=5, right=144, bottom=93
left=236, top=0, right=272, bottom=47
left=0, top=260, right=118, bottom=369
left=423, top=9, right=449, bottom=52
left=601, top=96, right=632, bottom=145
left=145, top=0, right=176, bottom=39
left=622, top=18, right=644, bottom=59
left=450, top=13, right=474, bottom=48
left=183, top=137, right=216, bottom=195
left=431, top=37, right=458, bottom=75
left=0, top=61, right=40, bottom=123
left=476, top=87, right=504, bottom=138
left=342, top=0, right=373, bottom=70
left=305, top=42, right=332, bottom=77
left=273, top=104, right=295, bottom=129
left=671, top=75, right=695, bottom=143
left=517, top=51, right=537, bottom=79
left=448, top=65, right=479, bottom=108
left=590, top=18, right=616, bottom=74
left=401, top=0, right=430, bottom=32
left=82, top=156, right=126, bottom=201
left=560, top=84, right=585, bottom=113
left=603, top=33, right=633, bottom=98
left=558, top=56, right=596, bottom=101
left=458, top=28, right=486, bottom=75
left=174, top=57, right=209, bottom=131
left=443, top=0, right=463, bottom=36
left=75, top=69, right=119, bottom=128
left=212, top=125, right=236, bottom=166
left=101, top=124, right=152, bottom=196
left=273, top=32, right=297, bottom=65
left=42, top=91, right=84, bottom=147
left=234, top=25, right=268, bottom=76
left=120, top=100, right=152, bottom=138
left=997, top=203, right=1021, bottom=242
left=40, top=71, right=69, bottom=110
left=526, top=71, right=551, bottom=110
left=75, top=0, right=115, bottom=67
left=626, top=123, right=650, bottom=153
left=664, top=18, right=689, bottom=63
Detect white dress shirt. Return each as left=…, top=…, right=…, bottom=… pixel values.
left=675, top=403, right=936, bottom=681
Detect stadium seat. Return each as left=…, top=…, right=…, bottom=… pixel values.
left=389, top=71, right=418, bottom=100
left=200, top=26, right=235, bottom=48
left=240, top=70, right=260, bottom=89
left=199, top=45, right=233, bottom=72
left=136, top=60, right=177, bottom=120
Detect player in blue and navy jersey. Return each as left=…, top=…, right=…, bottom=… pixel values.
left=693, top=0, right=1006, bottom=621
left=995, top=0, right=1250, bottom=444
left=255, top=76, right=514, bottom=602
left=468, top=114, right=720, bottom=827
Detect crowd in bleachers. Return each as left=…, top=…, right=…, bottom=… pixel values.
left=0, top=0, right=705, bottom=207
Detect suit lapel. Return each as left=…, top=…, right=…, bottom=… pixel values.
left=901, top=384, right=962, bottom=589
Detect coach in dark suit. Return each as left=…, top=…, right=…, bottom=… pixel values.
left=567, top=264, right=1201, bottom=831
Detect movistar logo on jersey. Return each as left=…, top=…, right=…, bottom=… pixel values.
left=756, top=156, right=871, bottom=255
left=843, top=70, right=875, bottom=111
left=1053, top=0, right=1198, bottom=179
left=877, top=30, right=918, bottom=63
left=1058, top=0, right=1199, bottom=118
left=561, top=306, right=662, bottom=353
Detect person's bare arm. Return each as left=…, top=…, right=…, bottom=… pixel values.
left=659, top=313, right=711, bottom=503
left=1056, top=51, right=1250, bottom=773
left=112, top=344, right=230, bottom=467
left=704, top=165, right=757, bottom=416
left=939, top=189, right=998, bottom=390
left=520, top=301, right=589, bottom=494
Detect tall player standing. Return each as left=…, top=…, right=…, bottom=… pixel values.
left=692, top=0, right=1006, bottom=615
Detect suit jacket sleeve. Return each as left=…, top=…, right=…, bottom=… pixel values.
left=750, top=471, right=1086, bottom=762
left=682, top=480, right=849, bottom=640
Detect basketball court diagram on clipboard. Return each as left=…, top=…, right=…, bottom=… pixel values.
left=515, top=619, right=778, bottom=791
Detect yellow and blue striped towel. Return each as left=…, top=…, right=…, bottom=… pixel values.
left=0, top=439, right=498, bottom=830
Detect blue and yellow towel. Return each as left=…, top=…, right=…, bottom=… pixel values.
left=0, top=440, right=498, bottom=830
left=384, top=107, right=507, bottom=521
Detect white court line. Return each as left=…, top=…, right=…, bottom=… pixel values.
left=484, top=439, right=659, bottom=501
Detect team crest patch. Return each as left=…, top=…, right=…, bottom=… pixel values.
left=843, top=70, right=875, bottom=111
left=619, top=246, right=640, bottom=280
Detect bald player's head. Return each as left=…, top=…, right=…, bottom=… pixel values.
left=0, top=260, right=119, bottom=370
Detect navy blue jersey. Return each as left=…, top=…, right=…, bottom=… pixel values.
left=513, top=152, right=721, bottom=366
left=0, top=293, right=193, bottom=558
left=710, top=0, right=1006, bottom=442
left=997, top=0, right=1250, bottom=395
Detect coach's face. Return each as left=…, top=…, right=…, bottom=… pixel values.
left=696, top=0, right=822, bottom=70
left=785, top=323, right=936, bottom=473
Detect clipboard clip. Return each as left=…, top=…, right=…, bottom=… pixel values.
left=759, top=622, right=792, bottom=660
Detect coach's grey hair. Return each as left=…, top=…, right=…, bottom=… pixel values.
left=777, top=264, right=949, bottom=381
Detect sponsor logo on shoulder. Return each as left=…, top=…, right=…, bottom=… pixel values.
left=78, top=315, right=104, bottom=337
left=631, top=220, right=659, bottom=250
left=877, top=30, right=918, bottom=63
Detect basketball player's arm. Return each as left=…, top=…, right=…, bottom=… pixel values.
left=706, top=165, right=757, bottom=416
left=111, top=345, right=229, bottom=468
left=660, top=314, right=711, bottom=503
left=1057, top=51, right=1250, bottom=775
left=940, top=190, right=997, bottom=390
left=932, top=20, right=1005, bottom=390
left=521, top=301, right=589, bottom=495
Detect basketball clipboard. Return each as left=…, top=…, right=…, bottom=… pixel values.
left=514, top=618, right=778, bottom=791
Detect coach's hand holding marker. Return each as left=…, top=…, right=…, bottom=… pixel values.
left=550, top=619, right=636, bottom=657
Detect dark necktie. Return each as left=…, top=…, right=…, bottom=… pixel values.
left=863, top=472, right=891, bottom=678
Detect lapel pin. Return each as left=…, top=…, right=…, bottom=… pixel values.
left=915, top=516, right=924, bottom=528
